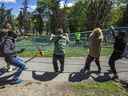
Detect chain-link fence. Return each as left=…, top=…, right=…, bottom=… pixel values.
left=16, top=27, right=128, bottom=51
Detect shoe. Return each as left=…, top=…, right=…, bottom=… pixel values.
left=107, top=70, right=112, bottom=74
left=97, top=69, right=101, bottom=73
left=10, top=79, right=23, bottom=84
left=80, top=68, right=90, bottom=73
left=60, top=69, right=64, bottom=73
left=8, top=67, right=13, bottom=72
left=54, top=70, right=59, bottom=73
left=24, top=67, right=28, bottom=70
left=80, top=68, right=85, bottom=73
left=111, top=75, right=119, bottom=80
left=59, top=71, right=63, bottom=73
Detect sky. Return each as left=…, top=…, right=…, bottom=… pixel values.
left=0, top=0, right=74, bottom=16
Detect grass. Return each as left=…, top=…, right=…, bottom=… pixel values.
left=16, top=38, right=113, bottom=57
left=70, top=81, right=128, bottom=96
left=18, top=47, right=113, bottom=57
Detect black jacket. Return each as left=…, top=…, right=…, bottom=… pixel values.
left=114, top=36, right=126, bottom=53
left=3, top=36, right=17, bottom=62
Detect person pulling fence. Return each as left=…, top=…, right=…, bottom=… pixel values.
left=0, top=22, right=27, bottom=84
left=50, top=28, right=69, bottom=73
left=108, top=26, right=127, bottom=80
left=80, top=27, right=104, bottom=73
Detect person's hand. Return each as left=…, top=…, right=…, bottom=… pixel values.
left=17, top=48, right=25, bottom=53
left=50, top=34, right=55, bottom=40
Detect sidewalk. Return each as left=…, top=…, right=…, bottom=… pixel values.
left=0, top=57, right=128, bottom=82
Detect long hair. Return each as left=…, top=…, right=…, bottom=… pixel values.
left=3, top=21, right=13, bottom=31
left=89, top=28, right=104, bottom=41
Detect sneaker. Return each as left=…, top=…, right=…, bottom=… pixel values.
left=80, top=68, right=85, bottom=73
left=54, top=70, right=59, bottom=73
left=7, top=68, right=13, bottom=72
left=24, top=67, right=28, bottom=70
left=97, top=69, right=101, bottom=73
left=60, top=69, right=64, bottom=73
left=10, top=79, right=23, bottom=84
left=111, top=75, right=119, bottom=80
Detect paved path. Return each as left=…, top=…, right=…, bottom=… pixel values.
left=0, top=57, right=128, bottom=82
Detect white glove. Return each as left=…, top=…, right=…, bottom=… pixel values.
left=50, top=34, right=55, bottom=40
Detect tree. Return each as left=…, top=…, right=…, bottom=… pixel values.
left=37, top=0, right=66, bottom=34
left=67, top=1, right=87, bottom=32
left=118, top=3, right=128, bottom=26
left=85, top=0, right=113, bottom=30
left=108, top=6, right=124, bottom=26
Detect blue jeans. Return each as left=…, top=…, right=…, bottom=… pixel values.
left=10, top=57, right=26, bottom=80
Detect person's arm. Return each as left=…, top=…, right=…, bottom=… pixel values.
left=3, top=39, right=25, bottom=55
left=65, top=33, right=70, bottom=43
left=3, top=39, right=16, bottom=55
left=50, top=34, right=55, bottom=41
left=110, top=26, right=116, bottom=39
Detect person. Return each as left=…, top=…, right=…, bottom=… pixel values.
left=75, top=32, right=81, bottom=46
left=2, top=22, right=14, bottom=72
left=2, top=22, right=27, bottom=84
left=122, top=43, right=128, bottom=58
left=80, top=28, right=104, bottom=73
left=50, top=28, right=69, bottom=73
left=108, top=31, right=127, bottom=79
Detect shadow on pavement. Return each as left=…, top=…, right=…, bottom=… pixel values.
left=0, top=68, right=7, bottom=76
left=69, top=71, right=112, bottom=82
left=119, top=80, right=128, bottom=89
left=0, top=73, right=15, bottom=86
left=32, top=71, right=60, bottom=81
left=68, top=72, right=90, bottom=82
left=91, top=72, right=112, bottom=82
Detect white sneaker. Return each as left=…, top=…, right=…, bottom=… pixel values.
left=8, top=66, right=13, bottom=72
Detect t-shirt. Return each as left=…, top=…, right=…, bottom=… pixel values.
left=75, top=32, right=81, bottom=40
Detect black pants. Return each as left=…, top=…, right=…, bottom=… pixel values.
left=83, top=55, right=101, bottom=72
left=109, top=51, right=122, bottom=75
left=53, top=54, right=65, bottom=72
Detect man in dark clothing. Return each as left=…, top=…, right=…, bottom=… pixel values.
left=109, top=31, right=127, bottom=79
left=2, top=22, right=27, bottom=84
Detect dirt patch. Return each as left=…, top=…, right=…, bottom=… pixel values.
left=0, top=81, right=74, bottom=96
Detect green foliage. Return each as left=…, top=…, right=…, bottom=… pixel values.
left=107, top=7, right=124, bottom=26
left=37, top=0, right=62, bottom=34
left=19, top=0, right=128, bottom=34
left=68, top=1, right=87, bottom=32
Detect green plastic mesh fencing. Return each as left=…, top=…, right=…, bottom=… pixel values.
left=16, top=31, right=113, bottom=51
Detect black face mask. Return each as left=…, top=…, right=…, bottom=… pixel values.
left=8, top=32, right=17, bottom=39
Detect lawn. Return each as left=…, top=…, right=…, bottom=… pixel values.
left=70, top=81, right=128, bottom=96
left=16, top=38, right=113, bottom=57
left=18, top=47, right=113, bottom=57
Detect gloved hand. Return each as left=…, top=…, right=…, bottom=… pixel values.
left=17, top=48, right=25, bottom=53
left=50, top=34, right=55, bottom=40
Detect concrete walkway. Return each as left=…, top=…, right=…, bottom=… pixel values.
left=0, top=57, right=128, bottom=82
